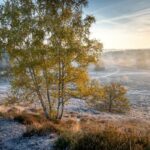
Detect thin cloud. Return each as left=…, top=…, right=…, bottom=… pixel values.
left=96, top=8, right=150, bottom=24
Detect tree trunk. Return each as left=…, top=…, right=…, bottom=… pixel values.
left=59, top=62, right=65, bottom=119
left=36, top=89, right=50, bottom=119
left=29, top=67, right=49, bottom=119
left=56, top=49, right=61, bottom=119
left=43, top=67, right=52, bottom=118
left=109, top=95, right=112, bottom=112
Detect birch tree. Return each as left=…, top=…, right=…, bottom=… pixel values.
left=0, top=0, right=102, bottom=119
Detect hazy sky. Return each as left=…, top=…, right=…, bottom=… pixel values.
left=84, top=0, right=150, bottom=50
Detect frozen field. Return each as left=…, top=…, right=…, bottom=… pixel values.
left=89, top=65, right=150, bottom=116
left=0, top=80, right=10, bottom=102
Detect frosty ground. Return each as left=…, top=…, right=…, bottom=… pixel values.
left=0, top=65, right=150, bottom=149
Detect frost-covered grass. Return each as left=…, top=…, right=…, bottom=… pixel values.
left=0, top=106, right=150, bottom=150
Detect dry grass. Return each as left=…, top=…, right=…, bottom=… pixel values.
left=55, top=122, right=150, bottom=150
left=0, top=108, right=80, bottom=136
left=55, top=117, right=150, bottom=150
left=0, top=108, right=149, bottom=150
left=1, top=109, right=150, bottom=135
left=23, top=122, right=58, bottom=137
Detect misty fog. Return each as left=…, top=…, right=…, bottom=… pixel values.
left=89, top=49, right=150, bottom=118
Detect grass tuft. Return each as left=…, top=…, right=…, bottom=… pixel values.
left=23, top=122, right=58, bottom=137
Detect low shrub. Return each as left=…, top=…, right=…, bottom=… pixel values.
left=54, top=132, right=83, bottom=150
left=13, top=113, right=44, bottom=125
left=102, top=83, right=130, bottom=113
left=0, top=111, right=18, bottom=119
left=79, top=80, right=130, bottom=113
left=54, top=127, right=150, bottom=150
left=23, top=122, right=58, bottom=137
left=0, top=111, right=3, bottom=117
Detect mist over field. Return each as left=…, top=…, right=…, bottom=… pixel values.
left=103, top=49, right=150, bottom=69
left=88, top=49, right=150, bottom=118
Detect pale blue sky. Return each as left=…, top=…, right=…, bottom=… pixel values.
left=85, top=0, right=150, bottom=49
